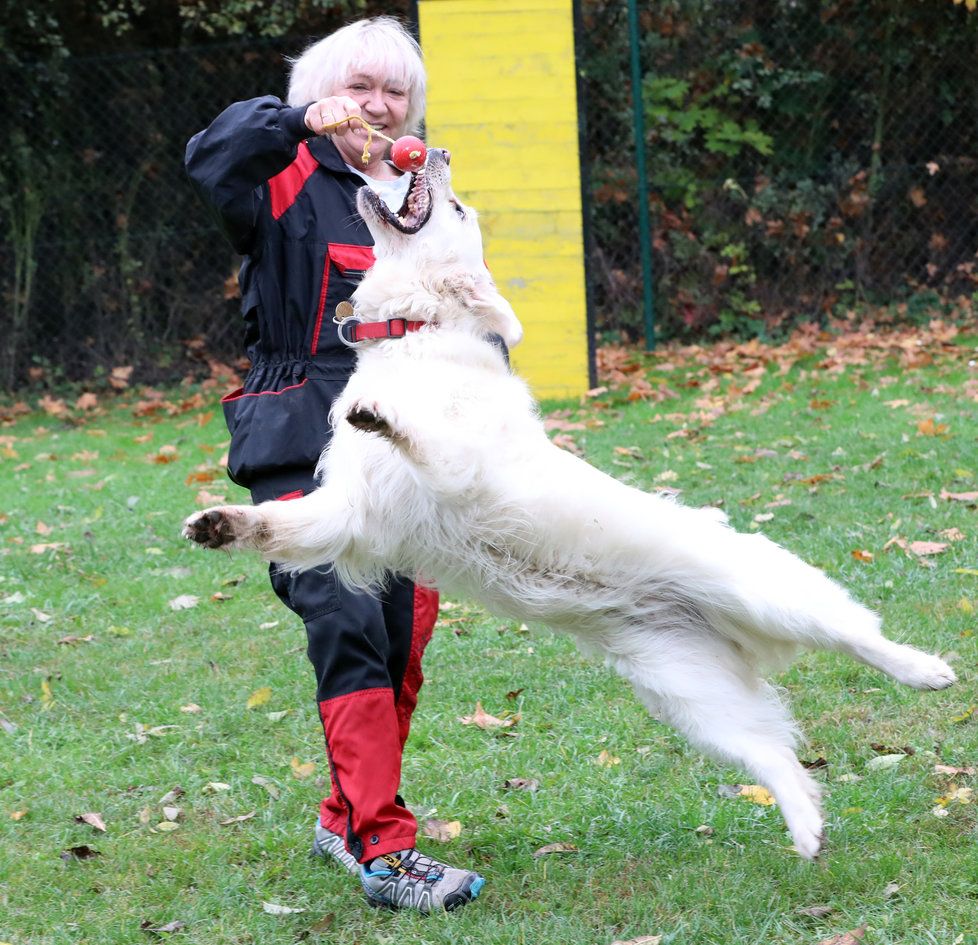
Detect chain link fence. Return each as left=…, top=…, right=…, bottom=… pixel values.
left=0, top=38, right=302, bottom=390
left=2, top=2, right=977, bottom=390
left=580, top=0, right=978, bottom=344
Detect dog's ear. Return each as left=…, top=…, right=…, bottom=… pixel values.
left=468, top=283, right=524, bottom=349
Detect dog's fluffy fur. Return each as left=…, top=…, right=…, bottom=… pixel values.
left=185, top=150, right=954, bottom=860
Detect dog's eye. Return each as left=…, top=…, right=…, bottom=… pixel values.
left=452, top=201, right=466, bottom=219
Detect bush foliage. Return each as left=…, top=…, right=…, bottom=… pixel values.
left=580, top=0, right=978, bottom=342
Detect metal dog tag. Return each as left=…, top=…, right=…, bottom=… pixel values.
left=334, top=300, right=355, bottom=322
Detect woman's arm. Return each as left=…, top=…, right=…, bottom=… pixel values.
left=184, top=95, right=314, bottom=252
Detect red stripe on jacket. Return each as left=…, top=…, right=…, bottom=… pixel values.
left=268, top=141, right=319, bottom=220
left=310, top=243, right=377, bottom=355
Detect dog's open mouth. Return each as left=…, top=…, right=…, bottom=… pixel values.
left=361, top=167, right=432, bottom=234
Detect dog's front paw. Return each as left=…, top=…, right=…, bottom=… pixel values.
left=183, top=508, right=245, bottom=549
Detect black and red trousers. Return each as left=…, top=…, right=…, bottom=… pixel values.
left=250, top=469, right=437, bottom=864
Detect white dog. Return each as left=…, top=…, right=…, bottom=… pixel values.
left=184, top=149, right=954, bottom=860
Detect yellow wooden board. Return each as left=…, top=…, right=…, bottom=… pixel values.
left=423, top=0, right=569, bottom=14
left=418, top=0, right=590, bottom=399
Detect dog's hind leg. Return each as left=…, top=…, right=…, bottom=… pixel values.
left=749, top=596, right=954, bottom=691
left=699, top=531, right=956, bottom=691
left=818, top=620, right=956, bottom=691
left=611, top=633, right=824, bottom=858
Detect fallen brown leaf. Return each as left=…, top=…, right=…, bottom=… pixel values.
left=185, top=469, right=217, bottom=485
left=306, top=914, right=336, bottom=933
left=795, top=904, right=836, bottom=918
left=262, top=901, right=305, bottom=916
left=219, top=812, right=256, bottom=825
left=422, top=818, right=462, bottom=842
left=934, top=763, right=976, bottom=776
left=870, top=743, right=914, bottom=756
left=917, top=418, right=949, bottom=436
left=75, top=392, right=99, bottom=411
left=551, top=434, right=583, bottom=455
left=532, top=841, right=579, bottom=858
left=140, top=919, right=186, bottom=935
left=74, top=812, right=107, bottom=832
left=290, top=757, right=316, bottom=780
left=168, top=595, right=199, bottom=611
left=941, top=489, right=978, bottom=503
left=196, top=489, right=228, bottom=506
left=109, top=365, right=134, bottom=390
left=717, top=784, right=776, bottom=805
left=149, top=444, right=179, bottom=465
left=459, top=701, right=519, bottom=729
left=818, top=926, right=866, bottom=945
left=39, top=395, right=68, bottom=418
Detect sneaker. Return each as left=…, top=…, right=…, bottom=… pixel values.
left=360, top=848, right=485, bottom=913
left=311, top=821, right=359, bottom=874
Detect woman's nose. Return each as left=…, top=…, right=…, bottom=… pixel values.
left=362, top=89, right=385, bottom=115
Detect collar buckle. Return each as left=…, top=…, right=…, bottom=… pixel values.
left=336, top=316, right=367, bottom=348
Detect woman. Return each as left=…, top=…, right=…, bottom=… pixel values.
left=185, top=17, right=483, bottom=914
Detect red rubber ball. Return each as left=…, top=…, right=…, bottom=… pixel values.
left=391, top=136, right=427, bottom=172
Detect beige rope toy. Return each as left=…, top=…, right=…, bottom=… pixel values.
left=322, top=114, right=427, bottom=171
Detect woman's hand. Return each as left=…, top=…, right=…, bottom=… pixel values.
left=304, top=96, right=362, bottom=136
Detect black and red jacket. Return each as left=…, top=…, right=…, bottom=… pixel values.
left=185, top=96, right=376, bottom=487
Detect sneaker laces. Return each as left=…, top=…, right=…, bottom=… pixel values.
left=368, top=849, right=446, bottom=884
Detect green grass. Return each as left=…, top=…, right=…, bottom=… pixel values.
left=2, top=330, right=977, bottom=944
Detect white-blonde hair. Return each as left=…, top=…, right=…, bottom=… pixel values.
left=287, top=17, right=426, bottom=133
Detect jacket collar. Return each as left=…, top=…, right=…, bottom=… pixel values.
left=306, top=135, right=353, bottom=174
left=307, top=135, right=402, bottom=180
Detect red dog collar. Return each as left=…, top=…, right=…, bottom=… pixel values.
left=336, top=316, right=426, bottom=348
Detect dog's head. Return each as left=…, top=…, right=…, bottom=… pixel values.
left=353, top=149, right=523, bottom=348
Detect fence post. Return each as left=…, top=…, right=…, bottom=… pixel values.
left=627, top=0, right=655, bottom=350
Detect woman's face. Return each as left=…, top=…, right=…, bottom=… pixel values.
left=332, top=69, right=410, bottom=168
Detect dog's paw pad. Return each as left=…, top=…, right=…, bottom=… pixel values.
left=183, top=509, right=237, bottom=549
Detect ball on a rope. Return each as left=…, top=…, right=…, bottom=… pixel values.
left=390, top=136, right=428, bottom=172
